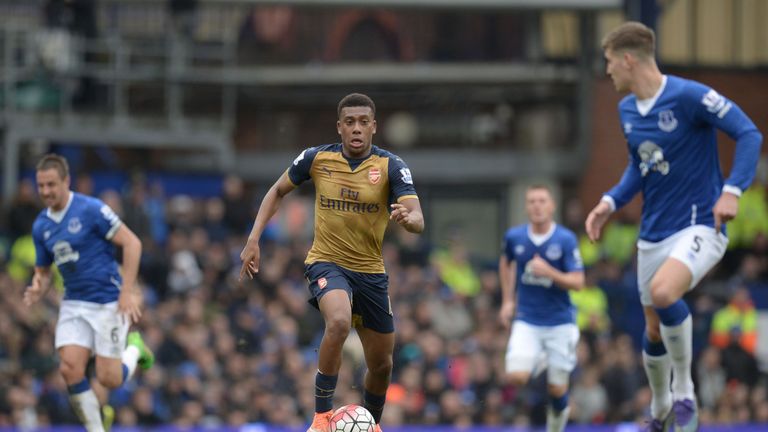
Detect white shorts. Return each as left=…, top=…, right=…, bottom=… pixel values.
left=505, top=320, right=579, bottom=384
left=637, top=225, right=728, bottom=306
left=55, top=300, right=129, bottom=359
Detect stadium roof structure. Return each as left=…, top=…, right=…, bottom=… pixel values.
left=0, top=0, right=619, bottom=203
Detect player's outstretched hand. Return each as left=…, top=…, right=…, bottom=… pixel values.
left=118, top=290, right=142, bottom=324
left=239, top=238, right=260, bottom=281
left=713, top=191, right=739, bottom=233
left=585, top=200, right=613, bottom=242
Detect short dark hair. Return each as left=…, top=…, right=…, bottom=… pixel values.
left=337, top=93, right=376, bottom=118
left=36, top=153, right=70, bottom=179
left=601, top=21, right=655, bottom=59
left=527, top=184, right=552, bottom=194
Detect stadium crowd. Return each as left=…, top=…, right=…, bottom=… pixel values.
left=1, top=174, right=768, bottom=428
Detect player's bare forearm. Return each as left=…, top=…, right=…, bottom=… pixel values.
left=498, top=258, right=517, bottom=325
left=241, top=173, right=295, bottom=280
left=24, top=267, right=52, bottom=306
left=34, top=267, right=52, bottom=291
left=403, top=210, right=424, bottom=233
left=248, top=172, right=295, bottom=242
left=390, top=198, right=424, bottom=233
left=498, top=256, right=517, bottom=304
left=112, top=225, right=142, bottom=294
left=113, top=226, right=143, bottom=323
left=713, top=191, right=740, bottom=232
left=552, top=271, right=585, bottom=291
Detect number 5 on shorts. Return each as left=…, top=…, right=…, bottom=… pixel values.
left=691, top=235, right=702, bottom=253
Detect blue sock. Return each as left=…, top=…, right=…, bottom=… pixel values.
left=643, top=332, right=667, bottom=356
left=67, top=378, right=90, bottom=395
left=364, top=389, right=386, bottom=424
left=122, top=364, right=129, bottom=384
left=655, top=300, right=690, bottom=326
left=314, top=371, right=337, bottom=413
left=551, top=393, right=569, bottom=412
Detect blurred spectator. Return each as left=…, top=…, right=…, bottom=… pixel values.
left=696, top=346, right=726, bottom=410
left=2, top=188, right=768, bottom=427
left=222, top=175, right=253, bottom=236
left=570, top=268, right=610, bottom=335
left=570, top=366, right=608, bottom=424
left=6, top=179, right=41, bottom=243
left=710, top=287, right=757, bottom=354
left=123, top=176, right=153, bottom=241
left=600, top=218, right=638, bottom=266
left=726, top=184, right=768, bottom=250
left=721, top=331, right=760, bottom=386
left=431, top=230, right=481, bottom=297
left=6, top=235, right=36, bottom=284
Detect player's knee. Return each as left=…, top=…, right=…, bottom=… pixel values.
left=506, top=372, right=529, bottom=387
left=650, top=280, right=677, bottom=308
left=650, top=288, right=676, bottom=308
left=324, top=315, right=351, bottom=341
left=59, top=361, right=85, bottom=384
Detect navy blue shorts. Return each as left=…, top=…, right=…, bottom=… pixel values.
left=305, top=261, right=393, bottom=334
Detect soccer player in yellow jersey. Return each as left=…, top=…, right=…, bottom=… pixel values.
left=239, top=93, right=424, bottom=432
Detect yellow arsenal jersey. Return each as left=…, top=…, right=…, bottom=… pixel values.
left=287, top=143, right=418, bottom=273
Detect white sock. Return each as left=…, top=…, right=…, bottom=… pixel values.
left=69, top=388, right=105, bottom=432
left=643, top=351, right=672, bottom=419
left=547, top=406, right=570, bottom=432
left=122, top=345, right=140, bottom=382
left=660, top=315, right=695, bottom=400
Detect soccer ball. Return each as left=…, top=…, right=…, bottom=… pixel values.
left=329, top=404, right=376, bottom=432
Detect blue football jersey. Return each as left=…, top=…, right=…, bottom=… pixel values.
left=605, top=75, right=762, bottom=242
left=32, top=192, right=123, bottom=303
left=502, top=224, right=583, bottom=326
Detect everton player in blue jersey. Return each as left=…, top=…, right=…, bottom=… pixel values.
left=25, top=154, right=155, bottom=432
left=586, top=22, right=763, bottom=432
left=499, top=185, right=584, bottom=432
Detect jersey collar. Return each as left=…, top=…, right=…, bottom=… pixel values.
left=47, top=191, right=74, bottom=223
left=635, top=75, right=668, bottom=117
left=527, top=222, right=556, bottom=246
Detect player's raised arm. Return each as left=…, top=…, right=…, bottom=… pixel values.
left=239, top=170, right=297, bottom=281
left=111, top=224, right=143, bottom=323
